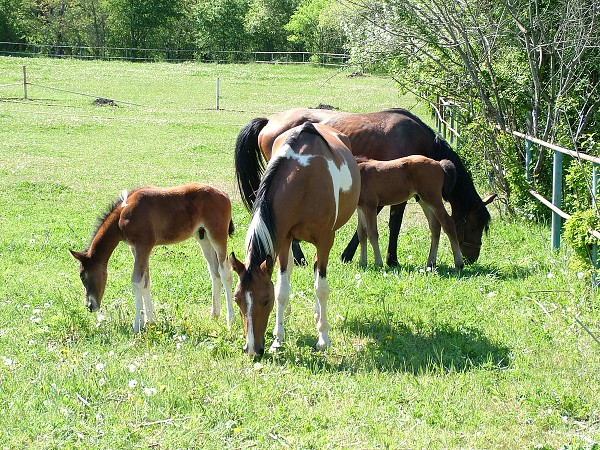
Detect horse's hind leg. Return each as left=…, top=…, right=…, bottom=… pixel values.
left=196, top=236, right=223, bottom=321
left=425, top=201, right=464, bottom=270
left=131, top=245, right=156, bottom=333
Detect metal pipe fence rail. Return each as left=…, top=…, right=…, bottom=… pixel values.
left=0, top=42, right=350, bottom=67
left=431, top=97, right=600, bottom=271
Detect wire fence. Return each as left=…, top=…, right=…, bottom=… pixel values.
left=0, top=42, right=350, bottom=67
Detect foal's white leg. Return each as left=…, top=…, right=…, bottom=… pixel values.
left=218, top=256, right=235, bottom=329
left=314, top=274, right=331, bottom=350
left=197, top=237, right=222, bottom=320
left=270, top=244, right=293, bottom=352
left=131, top=246, right=155, bottom=332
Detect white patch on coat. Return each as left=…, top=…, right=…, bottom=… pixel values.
left=270, top=143, right=315, bottom=167
left=120, top=190, right=128, bottom=207
left=326, top=159, right=353, bottom=225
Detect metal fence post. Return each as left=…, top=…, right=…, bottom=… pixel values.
left=593, top=165, right=598, bottom=287
left=551, top=150, right=563, bottom=250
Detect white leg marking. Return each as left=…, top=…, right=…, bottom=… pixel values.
left=314, top=275, right=331, bottom=350
left=132, top=279, right=145, bottom=333
left=219, top=257, right=235, bottom=329
left=270, top=270, right=290, bottom=352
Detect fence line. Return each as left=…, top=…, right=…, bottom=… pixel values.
left=431, top=97, right=599, bottom=264
left=0, top=42, right=350, bottom=67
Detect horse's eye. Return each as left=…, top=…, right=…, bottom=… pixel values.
left=263, top=299, right=270, bottom=307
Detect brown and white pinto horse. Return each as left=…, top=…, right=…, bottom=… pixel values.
left=357, top=155, right=463, bottom=269
left=70, top=183, right=235, bottom=333
left=234, top=108, right=496, bottom=266
left=229, top=122, right=360, bottom=356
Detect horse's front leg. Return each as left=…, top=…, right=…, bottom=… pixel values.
left=271, top=242, right=293, bottom=352
left=420, top=204, right=442, bottom=268
left=131, top=246, right=155, bottom=333
left=314, top=242, right=333, bottom=351
left=386, top=203, right=407, bottom=267
left=342, top=205, right=385, bottom=263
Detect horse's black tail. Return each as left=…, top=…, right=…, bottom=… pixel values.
left=235, top=117, right=269, bottom=211
left=440, top=159, right=457, bottom=201
left=228, top=219, right=235, bottom=237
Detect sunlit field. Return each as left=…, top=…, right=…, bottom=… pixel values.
left=0, top=57, right=598, bottom=449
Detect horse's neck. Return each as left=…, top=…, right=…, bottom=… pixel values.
left=88, top=211, right=123, bottom=264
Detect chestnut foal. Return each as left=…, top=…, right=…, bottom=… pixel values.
left=357, top=155, right=464, bottom=269
left=70, top=183, right=235, bottom=332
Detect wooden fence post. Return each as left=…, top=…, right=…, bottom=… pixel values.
left=215, top=78, right=220, bottom=110
left=593, top=165, right=598, bottom=287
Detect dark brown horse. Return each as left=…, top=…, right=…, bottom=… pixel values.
left=357, top=155, right=463, bottom=269
left=235, top=108, right=496, bottom=266
left=229, top=122, right=360, bottom=356
left=70, top=183, right=235, bottom=333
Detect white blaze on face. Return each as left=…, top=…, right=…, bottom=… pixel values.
left=326, top=159, right=353, bottom=225
left=244, top=292, right=256, bottom=355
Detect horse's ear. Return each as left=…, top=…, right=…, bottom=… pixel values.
left=261, top=255, right=274, bottom=276
left=69, top=249, right=86, bottom=262
left=482, top=193, right=497, bottom=206
left=229, top=252, right=245, bottom=275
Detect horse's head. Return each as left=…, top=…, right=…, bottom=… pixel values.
left=229, top=253, right=275, bottom=357
left=69, top=250, right=107, bottom=312
left=455, top=193, right=497, bottom=264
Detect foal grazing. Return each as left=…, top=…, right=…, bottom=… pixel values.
left=357, top=155, right=464, bottom=269
left=230, top=122, right=360, bottom=356
left=70, top=183, right=235, bottom=332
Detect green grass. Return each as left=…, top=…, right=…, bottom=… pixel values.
left=1, top=56, right=599, bottom=449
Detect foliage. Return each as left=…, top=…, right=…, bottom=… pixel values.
left=285, top=0, right=347, bottom=53
left=193, top=0, right=251, bottom=53
left=341, top=0, right=600, bottom=221
left=563, top=209, right=600, bottom=273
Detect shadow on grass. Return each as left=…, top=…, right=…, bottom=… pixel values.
left=272, top=317, right=511, bottom=375
left=370, top=261, right=536, bottom=281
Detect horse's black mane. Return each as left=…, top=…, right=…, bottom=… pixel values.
left=86, top=187, right=141, bottom=251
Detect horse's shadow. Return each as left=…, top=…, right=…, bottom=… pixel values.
left=369, top=261, right=536, bottom=281
left=275, top=317, right=510, bottom=375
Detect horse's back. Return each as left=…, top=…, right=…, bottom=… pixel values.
left=119, top=183, right=231, bottom=245
left=261, top=108, right=437, bottom=161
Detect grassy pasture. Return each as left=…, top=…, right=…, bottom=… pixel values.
left=0, top=57, right=599, bottom=449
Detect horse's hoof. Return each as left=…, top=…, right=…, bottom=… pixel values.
left=269, top=338, right=284, bottom=353
left=341, top=251, right=353, bottom=263
left=386, top=257, right=399, bottom=267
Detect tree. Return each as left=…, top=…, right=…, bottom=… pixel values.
left=285, top=0, right=346, bottom=53
left=244, top=0, right=298, bottom=51
left=342, top=0, right=600, bottom=217
left=193, top=0, right=250, bottom=54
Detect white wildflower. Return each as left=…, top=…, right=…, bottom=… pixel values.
left=128, top=379, right=138, bottom=389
